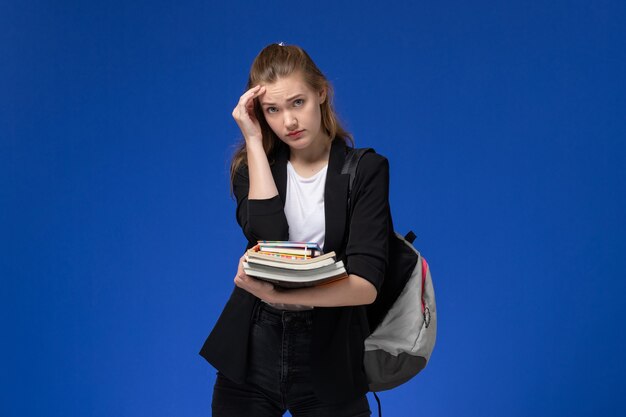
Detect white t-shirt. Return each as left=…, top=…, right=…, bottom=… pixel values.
left=264, top=161, right=327, bottom=311
left=284, top=161, right=327, bottom=250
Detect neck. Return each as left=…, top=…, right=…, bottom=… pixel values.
left=289, top=133, right=332, bottom=165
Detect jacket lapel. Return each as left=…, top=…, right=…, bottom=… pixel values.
left=323, top=139, right=350, bottom=255
left=271, top=143, right=289, bottom=203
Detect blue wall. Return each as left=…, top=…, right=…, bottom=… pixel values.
left=2, top=1, right=625, bottom=416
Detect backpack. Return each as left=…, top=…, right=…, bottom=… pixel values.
left=342, top=147, right=437, bottom=400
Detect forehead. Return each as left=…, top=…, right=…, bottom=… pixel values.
left=260, top=73, right=314, bottom=104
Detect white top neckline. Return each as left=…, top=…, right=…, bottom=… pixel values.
left=287, top=161, right=329, bottom=182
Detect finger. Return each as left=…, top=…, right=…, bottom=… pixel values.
left=247, top=85, right=265, bottom=95
left=234, top=97, right=257, bottom=122
left=241, top=89, right=266, bottom=111
left=237, top=85, right=264, bottom=107
left=242, top=91, right=265, bottom=113
left=234, top=271, right=246, bottom=286
left=238, top=85, right=265, bottom=105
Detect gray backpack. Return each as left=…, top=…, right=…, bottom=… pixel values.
left=342, top=148, right=438, bottom=396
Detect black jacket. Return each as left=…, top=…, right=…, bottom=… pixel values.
left=199, top=138, right=392, bottom=404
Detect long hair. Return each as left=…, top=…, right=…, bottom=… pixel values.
left=229, top=43, right=353, bottom=190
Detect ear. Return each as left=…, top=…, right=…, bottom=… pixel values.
left=318, top=87, right=327, bottom=104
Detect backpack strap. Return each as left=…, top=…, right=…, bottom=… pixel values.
left=341, top=147, right=374, bottom=210
left=372, top=392, right=382, bottom=417
left=404, top=230, right=417, bottom=244
left=422, top=258, right=430, bottom=328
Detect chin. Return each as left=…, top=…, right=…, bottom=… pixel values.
left=282, top=135, right=309, bottom=148
left=290, top=140, right=317, bottom=151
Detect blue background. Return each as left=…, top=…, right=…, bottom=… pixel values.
left=2, top=1, right=625, bottom=416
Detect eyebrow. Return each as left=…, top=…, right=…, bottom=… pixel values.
left=261, top=94, right=305, bottom=106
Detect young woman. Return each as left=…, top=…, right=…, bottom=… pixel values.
left=199, top=42, right=393, bottom=416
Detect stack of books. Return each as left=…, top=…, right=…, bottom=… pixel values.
left=243, top=241, right=348, bottom=288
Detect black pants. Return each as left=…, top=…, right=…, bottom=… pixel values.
left=212, top=302, right=371, bottom=417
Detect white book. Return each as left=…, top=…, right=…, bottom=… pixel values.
left=245, top=255, right=336, bottom=271
left=243, top=261, right=348, bottom=288
left=245, top=260, right=344, bottom=277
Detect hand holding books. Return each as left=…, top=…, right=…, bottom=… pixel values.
left=243, top=241, right=348, bottom=289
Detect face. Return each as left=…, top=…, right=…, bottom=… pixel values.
left=258, top=72, right=327, bottom=150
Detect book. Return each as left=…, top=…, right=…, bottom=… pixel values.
left=245, top=253, right=336, bottom=270
left=254, top=241, right=323, bottom=258
left=243, top=262, right=348, bottom=288
left=246, top=250, right=337, bottom=265
left=258, top=247, right=322, bottom=257
left=243, top=242, right=348, bottom=288
left=257, top=241, right=322, bottom=249
left=245, top=260, right=345, bottom=277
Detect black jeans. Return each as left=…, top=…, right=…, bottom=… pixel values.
left=211, top=302, right=371, bottom=417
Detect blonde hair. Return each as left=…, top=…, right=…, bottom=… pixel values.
left=229, top=43, right=353, bottom=189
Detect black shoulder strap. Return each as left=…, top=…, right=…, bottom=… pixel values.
left=341, top=147, right=374, bottom=210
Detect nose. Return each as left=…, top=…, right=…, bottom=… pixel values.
left=284, top=111, right=297, bottom=130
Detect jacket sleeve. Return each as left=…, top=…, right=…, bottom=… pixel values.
left=345, top=153, right=390, bottom=293
left=232, top=165, right=289, bottom=245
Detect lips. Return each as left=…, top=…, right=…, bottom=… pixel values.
left=287, top=130, right=304, bottom=137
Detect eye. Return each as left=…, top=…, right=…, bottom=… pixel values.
left=266, top=107, right=278, bottom=114
left=294, top=99, right=304, bottom=106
